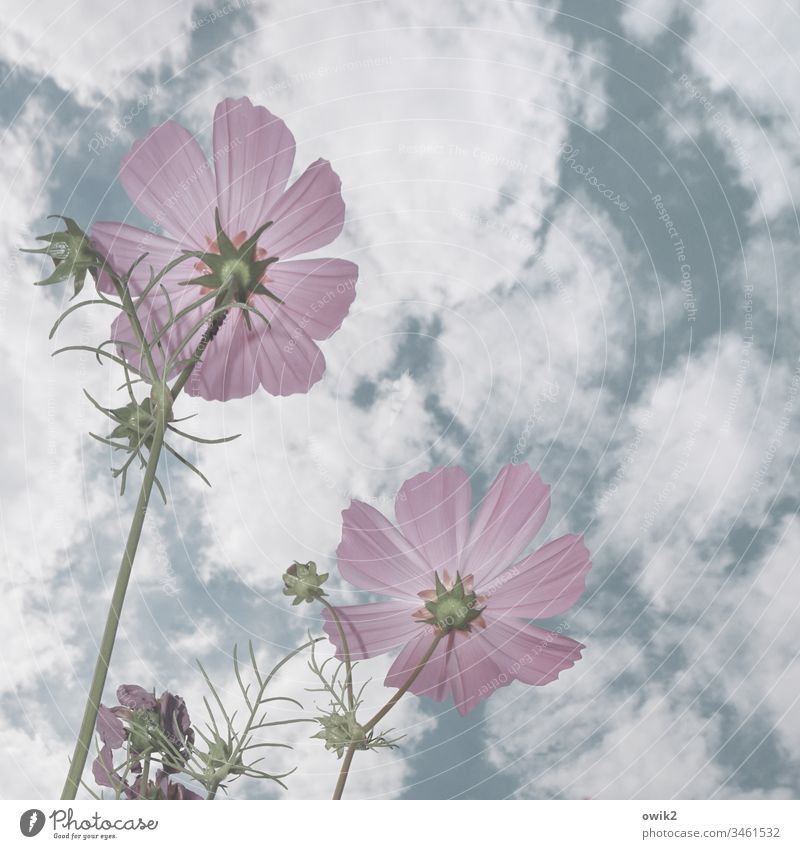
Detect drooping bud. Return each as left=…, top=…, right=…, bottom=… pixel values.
left=21, top=216, right=98, bottom=298
left=282, top=560, right=328, bottom=605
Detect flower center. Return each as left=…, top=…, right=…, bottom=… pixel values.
left=413, top=571, right=485, bottom=635
left=186, top=209, right=280, bottom=316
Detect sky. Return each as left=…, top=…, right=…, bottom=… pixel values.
left=1, top=0, right=799, bottom=800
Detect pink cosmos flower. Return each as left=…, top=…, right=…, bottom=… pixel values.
left=322, top=464, right=591, bottom=715
left=91, top=97, right=358, bottom=400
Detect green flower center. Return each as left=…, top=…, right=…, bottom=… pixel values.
left=423, top=572, right=484, bottom=634
left=189, top=210, right=280, bottom=316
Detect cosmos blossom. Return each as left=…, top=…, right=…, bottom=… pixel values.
left=322, top=464, right=592, bottom=715
left=91, top=96, right=358, bottom=400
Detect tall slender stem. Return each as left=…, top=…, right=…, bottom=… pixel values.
left=320, top=599, right=355, bottom=710
left=332, top=632, right=443, bottom=800
left=61, top=302, right=225, bottom=800
left=61, top=412, right=168, bottom=799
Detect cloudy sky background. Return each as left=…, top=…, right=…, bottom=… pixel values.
left=2, top=0, right=799, bottom=799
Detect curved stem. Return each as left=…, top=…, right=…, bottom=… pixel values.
left=319, top=599, right=355, bottom=710
left=332, top=632, right=443, bottom=800
left=61, top=412, right=168, bottom=799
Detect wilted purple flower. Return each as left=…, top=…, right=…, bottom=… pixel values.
left=92, top=684, right=197, bottom=797
left=157, top=691, right=195, bottom=773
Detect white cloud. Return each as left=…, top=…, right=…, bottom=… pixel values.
left=2, top=1, right=193, bottom=103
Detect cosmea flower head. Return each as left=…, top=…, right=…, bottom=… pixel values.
left=322, top=464, right=592, bottom=715
left=92, top=97, right=358, bottom=401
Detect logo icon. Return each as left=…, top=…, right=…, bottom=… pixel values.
left=19, top=809, right=46, bottom=837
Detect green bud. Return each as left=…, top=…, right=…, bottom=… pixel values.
left=21, top=216, right=98, bottom=298
left=109, top=398, right=157, bottom=451
left=203, top=738, right=246, bottom=778
left=282, top=561, right=328, bottom=605
left=312, top=711, right=368, bottom=759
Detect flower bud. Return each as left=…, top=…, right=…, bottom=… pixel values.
left=109, top=398, right=158, bottom=451
left=22, top=216, right=97, bottom=298
left=282, top=561, right=328, bottom=605
left=312, top=711, right=368, bottom=758
left=202, top=738, right=246, bottom=778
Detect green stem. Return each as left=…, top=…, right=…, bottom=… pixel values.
left=61, top=294, right=226, bottom=799
left=140, top=753, right=151, bottom=796
left=61, top=412, right=168, bottom=800
left=331, top=632, right=443, bottom=801
left=320, top=599, right=355, bottom=710
left=331, top=744, right=357, bottom=801
left=170, top=313, right=226, bottom=398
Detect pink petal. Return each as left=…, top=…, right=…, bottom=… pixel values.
left=184, top=301, right=326, bottom=400
left=267, top=258, right=358, bottom=340
left=336, top=501, right=434, bottom=599
left=90, top=222, right=197, bottom=296
left=449, top=630, right=504, bottom=715
left=385, top=629, right=453, bottom=703
left=322, top=600, right=420, bottom=660
left=213, top=97, right=296, bottom=237
left=120, top=121, right=216, bottom=249
left=394, top=467, right=472, bottom=576
left=485, top=534, right=592, bottom=618
left=384, top=630, right=502, bottom=715
left=479, top=614, right=584, bottom=687
left=463, top=463, right=550, bottom=584
left=262, top=158, right=345, bottom=259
